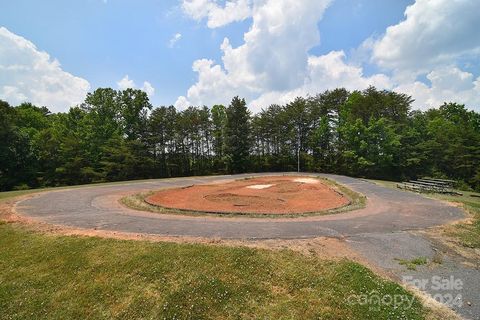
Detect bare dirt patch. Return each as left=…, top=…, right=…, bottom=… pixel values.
left=145, top=176, right=350, bottom=215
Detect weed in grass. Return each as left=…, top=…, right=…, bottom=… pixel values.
left=432, top=251, right=443, bottom=265
left=395, top=257, right=428, bottom=271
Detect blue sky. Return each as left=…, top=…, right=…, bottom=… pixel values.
left=0, top=0, right=479, bottom=112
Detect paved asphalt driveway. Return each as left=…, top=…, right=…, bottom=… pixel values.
left=15, top=173, right=464, bottom=239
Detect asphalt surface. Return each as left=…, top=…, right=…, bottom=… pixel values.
left=348, top=232, right=480, bottom=319
left=14, top=173, right=478, bottom=318
left=16, top=173, right=464, bottom=239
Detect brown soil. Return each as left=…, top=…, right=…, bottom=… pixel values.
left=145, top=176, right=350, bottom=214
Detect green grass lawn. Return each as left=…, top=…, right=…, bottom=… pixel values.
left=370, top=179, right=480, bottom=249
left=0, top=222, right=426, bottom=320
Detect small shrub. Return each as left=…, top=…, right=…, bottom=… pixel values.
left=12, top=184, right=30, bottom=191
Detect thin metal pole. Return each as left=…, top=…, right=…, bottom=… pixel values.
left=297, top=125, right=300, bottom=172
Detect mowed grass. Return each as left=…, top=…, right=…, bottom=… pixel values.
left=370, top=179, right=480, bottom=248
left=0, top=221, right=427, bottom=320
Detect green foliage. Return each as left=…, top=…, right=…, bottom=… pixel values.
left=225, top=97, right=251, bottom=173
left=395, top=257, right=428, bottom=271
left=211, top=104, right=227, bottom=170
left=0, top=100, right=39, bottom=190
left=1, top=86, right=479, bottom=191
left=339, top=117, right=401, bottom=178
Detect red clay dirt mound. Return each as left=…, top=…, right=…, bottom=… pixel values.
left=145, top=176, right=350, bottom=215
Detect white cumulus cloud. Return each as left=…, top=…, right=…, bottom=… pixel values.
left=177, top=0, right=395, bottom=112
left=182, top=0, right=252, bottom=28
left=371, top=0, right=480, bottom=110
left=142, top=81, right=155, bottom=96
left=117, top=75, right=155, bottom=97
left=168, top=33, right=182, bottom=48
left=117, top=75, right=136, bottom=90
left=0, top=27, right=90, bottom=113
left=372, top=0, right=480, bottom=73
left=394, top=66, right=480, bottom=109
left=176, top=0, right=334, bottom=109
left=174, top=95, right=191, bottom=110
left=251, top=51, right=392, bottom=111
left=178, top=0, right=480, bottom=112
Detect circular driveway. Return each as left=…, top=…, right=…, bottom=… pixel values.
left=15, top=173, right=465, bottom=239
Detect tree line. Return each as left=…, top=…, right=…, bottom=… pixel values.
left=1, top=86, right=479, bottom=192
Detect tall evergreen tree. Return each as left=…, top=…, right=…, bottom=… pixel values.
left=224, top=97, right=251, bottom=173
left=211, top=104, right=227, bottom=159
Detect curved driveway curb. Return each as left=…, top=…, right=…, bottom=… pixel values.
left=15, top=173, right=465, bottom=239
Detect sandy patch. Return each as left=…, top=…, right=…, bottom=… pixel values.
left=246, top=184, right=273, bottom=189
left=293, top=178, right=320, bottom=184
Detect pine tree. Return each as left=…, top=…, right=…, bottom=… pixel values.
left=224, top=97, right=251, bottom=173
